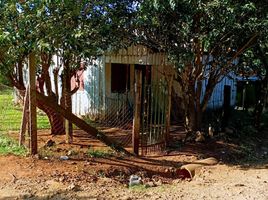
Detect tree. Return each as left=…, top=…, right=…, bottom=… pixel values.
left=0, top=0, right=136, bottom=137
left=237, top=35, right=268, bottom=128
left=131, top=0, right=268, bottom=132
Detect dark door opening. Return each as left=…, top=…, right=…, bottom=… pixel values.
left=111, top=63, right=130, bottom=93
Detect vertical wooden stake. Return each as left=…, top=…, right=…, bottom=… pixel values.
left=19, top=86, right=29, bottom=146
left=132, top=69, right=142, bottom=155
left=29, top=53, right=38, bottom=155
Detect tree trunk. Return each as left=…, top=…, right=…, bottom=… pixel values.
left=195, top=80, right=203, bottom=131
left=18, top=59, right=25, bottom=88
left=36, top=95, right=65, bottom=135
left=63, top=59, right=73, bottom=143
left=187, top=80, right=198, bottom=131
left=16, top=86, right=65, bottom=136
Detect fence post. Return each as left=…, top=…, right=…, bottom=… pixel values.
left=132, top=69, right=142, bottom=155
left=29, top=53, right=38, bottom=155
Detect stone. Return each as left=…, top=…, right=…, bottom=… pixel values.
left=129, top=175, right=141, bottom=187
left=67, top=150, right=75, bottom=156
left=154, top=180, right=162, bottom=186
left=59, top=177, right=65, bottom=182
left=59, top=156, right=69, bottom=160
left=145, top=181, right=155, bottom=188
left=68, top=183, right=81, bottom=191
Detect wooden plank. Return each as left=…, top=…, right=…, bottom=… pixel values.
left=132, top=69, right=142, bottom=155
left=19, top=86, right=29, bottom=146
left=28, top=53, right=38, bottom=155
left=36, top=92, right=132, bottom=156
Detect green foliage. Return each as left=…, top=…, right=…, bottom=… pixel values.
left=0, top=0, right=135, bottom=72
left=261, top=111, right=268, bottom=127
left=136, top=0, right=267, bottom=68
left=133, top=0, right=268, bottom=130
left=0, top=134, right=27, bottom=156
left=227, top=109, right=268, bottom=137
left=0, top=75, right=10, bottom=85
left=87, top=148, right=114, bottom=158
left=0, top=0, right=267, bottom=131
left=128, top=184, right=147, bottom=191
left=38, top=146, right=54, bottom=159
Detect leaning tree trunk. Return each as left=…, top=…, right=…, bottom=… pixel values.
left=16, top=86, right=66, bottom=135
left=38, top=53, right=66, bottom=135
left=37, top=96, right=66, bottom=135
left=14, top=53, right=66, bottom=136
left=33, top=76, right=66, bottom=135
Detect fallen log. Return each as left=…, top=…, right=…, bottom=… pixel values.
left=36, top=92, right=132, bottom=156
left=177, top=157, right=218, bottom=179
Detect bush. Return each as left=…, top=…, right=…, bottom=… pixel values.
left=0, top=134, right=27, bottom=156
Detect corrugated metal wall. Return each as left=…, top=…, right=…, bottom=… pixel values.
left=202, top=72, right=237, bottom=109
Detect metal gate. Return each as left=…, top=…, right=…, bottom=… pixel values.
left=134, top=65, right=169, bottom=155
left=140, top=81, right=168, bottom=154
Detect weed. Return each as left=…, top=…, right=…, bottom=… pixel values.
left=87, top=148, right=114, bottom=158
left=97, top=170, right=106, bottom=178
left=0, top=134, right=27, bottom=156
left=128, top=184, right=147, bottom=191
left=38, top=147, right=54, bottom=159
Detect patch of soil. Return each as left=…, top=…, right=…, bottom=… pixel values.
left=0, top=129, right=267, bottom=199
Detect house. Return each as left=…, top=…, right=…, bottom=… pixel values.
left=48, top=46, right=251, bottom=120
left=17, top=45, right=259, bottom=153
left=18, top=45, right=253, bottom=118
left=68, top=45, right=171, bottom=119
left=202, top=73, right=237, bottom=110
left=48, top=45, right=172, bottom=151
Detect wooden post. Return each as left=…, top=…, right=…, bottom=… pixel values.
left=132, top=69, right=142, bottom=155
left=28, top=53, right=38, bottom=155
left=165, top=74, right=173, bottom=146
left=19, top=86, right=29, bottom=146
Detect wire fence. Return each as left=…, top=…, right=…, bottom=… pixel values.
left=0, top=85, right=50, bottom=133
left=84, top=92, right=134, bottom=147
left=0, top=84, right=132, bottom=146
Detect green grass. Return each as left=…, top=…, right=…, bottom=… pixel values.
left=0, top=88, right=50, bottom=131
left=0, top=134, right=27, bottom=156
left=87, top=148, right=114, bottom=158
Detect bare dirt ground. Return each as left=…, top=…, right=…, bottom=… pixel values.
left=0, top=129, right=268, bottom=200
